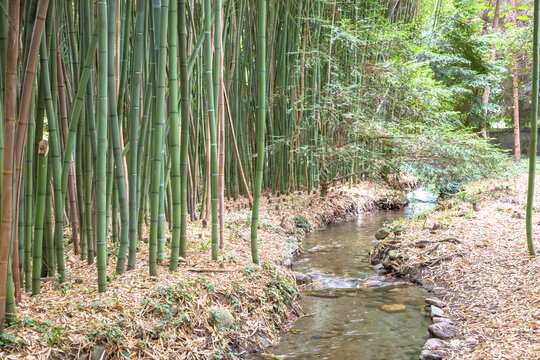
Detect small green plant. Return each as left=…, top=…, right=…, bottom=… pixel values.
left=295, top=215, right=313, bottom=231
left=0, top=332, right=25, bottom=349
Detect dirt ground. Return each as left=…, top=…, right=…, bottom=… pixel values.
left=376, top=173, right=540, bottom=359
left=0, top=181, right=407, bottom=360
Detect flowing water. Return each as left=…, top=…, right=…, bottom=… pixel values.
left=252, top=199, right=436, bottom=360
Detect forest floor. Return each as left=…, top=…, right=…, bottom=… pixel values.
left=1, top=180, right=409, bottom=359
left=376, top=173, right=540, bottom=360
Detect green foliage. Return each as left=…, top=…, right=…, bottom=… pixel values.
left=0, top=332, right=25, bottom=349
left=295, top=215, right=314, bottom=232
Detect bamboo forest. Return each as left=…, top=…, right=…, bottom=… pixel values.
left=0, top=0, right=538, bottom=359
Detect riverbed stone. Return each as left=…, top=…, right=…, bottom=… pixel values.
left=423, top=338, right=445, bottom=351
left=209, top=309, right=235, bottom=330
left=293, top=272, right=312, bottom=284
left=428, top=322, right=460, bottom=340
left=375, top=228, right=390, bottom=240
left=388, top=249, right=399, bottom=260
left=425, top=298, right=447, bottom=308
left=433, top=317, right=453, bottom=324
left=418, top=350, right=443, bottom=360
left=381, top=303, right=407, bottom=312
left=381, top=256, right=391, bottom=268
left=430, top=305, right=445, bottom=318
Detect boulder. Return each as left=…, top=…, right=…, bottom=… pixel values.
left=423, top=338, right=445, bottom=351
left=428, top=323, right=460, bottom=340
left=375, top=228, right=390, bottom=240
left=418, top=350, right=443, bottom=360
left=388, top=250, right=399, bottom=260
left=209, top=309, right=235, bottom=330
left=293, top=272, right=312, bottom=285
left=430, top=305, right=444, bottom=318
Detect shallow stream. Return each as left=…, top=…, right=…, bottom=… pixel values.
left=253, top=195, right=437, bottom=360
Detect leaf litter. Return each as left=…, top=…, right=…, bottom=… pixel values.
left=378, top=173, right=540, bottom=360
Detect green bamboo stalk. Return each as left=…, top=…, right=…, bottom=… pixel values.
left=39, top=30, right=66, bottom=283
left=107, top=0, right=130, bottom=274
left=24, top=88, right=36, bottom=292
left=32, top=140, right=48, bottom=295
left=127, top=0, right=147, bottom=271
left=169, top=0, right=181, bottom=269
left=149, top=0, right=169, bottom=276
left=204, top=0, right=220, bottom=260
left=179, top=0, right=191, bottom=260
left=526, top=0, right=539, bottom=257
left=96, top=0, right=109, bottom=292
left=250, top=0, right=267, bottom=264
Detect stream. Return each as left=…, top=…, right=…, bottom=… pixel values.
left=253, top=190, right=437, bottom=360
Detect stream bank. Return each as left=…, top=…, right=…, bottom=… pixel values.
left=1, top=180, right=410, bottom=360
left=371, top=173, right=540, bottom=359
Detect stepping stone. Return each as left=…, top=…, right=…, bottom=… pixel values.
left=428, top=323, right=460, bottom=340
left=425, top=298, right=447, bottom=308
left=430, top=305, right=444, bottom=318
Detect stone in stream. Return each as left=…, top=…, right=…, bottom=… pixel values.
left=428, top=322, right=460, bottom=340
left=380, top=303, right=407, bottom=312
left=430, top=305, right=445, bottom=318
left=381, top=256, right=391, bottom=268
left=425, top=298, right=447, bottom=308
left=418, top=350, right=443, bottom=360
left=388, top=249, right=399, bottom=260
left=375, top=228, right=390, bottom=240
left=293, top=272, right=312, bottom=285
left=423, top=338, right=446, bottom=351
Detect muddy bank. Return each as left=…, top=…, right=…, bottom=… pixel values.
left=371, top=173, right=540, bottom=359
left=1, top=181, right=408, bottom=360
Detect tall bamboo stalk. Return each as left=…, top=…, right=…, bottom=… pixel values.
left=96, top=0, right=109, bottom=292
left=526, top=0, right=539, bottom=257
left=250, top=0, right=267, bottom=264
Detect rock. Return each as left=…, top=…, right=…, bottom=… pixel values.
left=381, top=257, right=391, bottom=268
left=287, top=240, right=300, bottom=256
left=388, top=250, right=399, bottom=260
left=256, top=335, right=272, bottom=348
left=428, top=323, right=460, bottom=340
left=425, top=298, right=447, bottom=308
left=392, top=225, right=406, bottom=236
left=430, top=305, right=444, bottom=318
left=381, top=303, right=406, bottom=312
left=90, top=345, right=107, bottom=360
left=209, top=309, right=235, bottom=330
left=375, top=228, right=390, bottom=240
left=419, top=350, right=443, bottom=360
left=423, top=338, right=445, bottom=351
left=293, top=272, right=312, bottom=284
left=433, top=317, right=453, bottom=324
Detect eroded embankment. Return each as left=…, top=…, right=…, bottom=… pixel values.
left=371, top=173, right=540, bottom=360
left=1, top=181, right=408, bottom=360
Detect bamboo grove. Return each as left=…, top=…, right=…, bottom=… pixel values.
left=0, top=0, right=426, bottom=330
